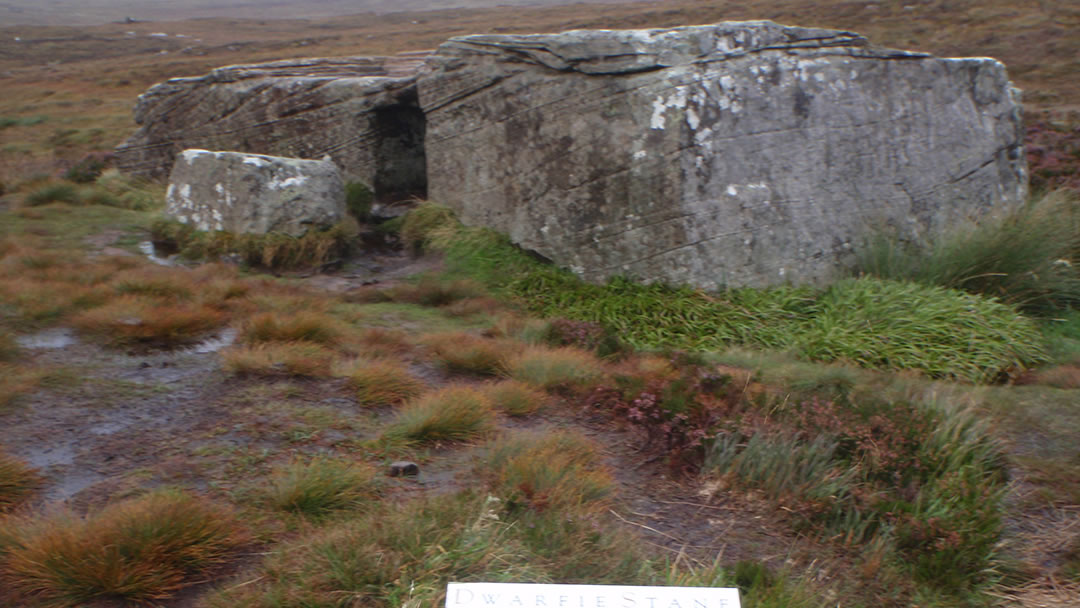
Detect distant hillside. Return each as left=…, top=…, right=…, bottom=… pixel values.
left=0, top=0, right=644, bottom=27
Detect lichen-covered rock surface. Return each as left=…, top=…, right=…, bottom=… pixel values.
left=418, top=21, right=1028, bottom=288
left=114, top=56, right=426, bottom=192
left=165, top=149, right=345, bottom=237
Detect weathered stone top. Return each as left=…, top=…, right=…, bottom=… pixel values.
left=430, top=21, right=921, bottom=75
left=131, top=55, right=425, bottom=125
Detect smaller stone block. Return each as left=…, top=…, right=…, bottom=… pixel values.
left=165, top=149, right=346, bottom=237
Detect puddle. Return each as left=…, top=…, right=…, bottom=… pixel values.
left=21, top=443, right=76, bottom=469
left=89, top=420, right=130, bottom=436
left=48, top=469, right=106, bottom=502
left=17, top=328, right=78, bottom=349
left=191, top=327, right=237, bottom=354
left=139, top=240, right=179, bottom=266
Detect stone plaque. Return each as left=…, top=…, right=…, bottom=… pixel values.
left=446, top=582, right=740, bottom=608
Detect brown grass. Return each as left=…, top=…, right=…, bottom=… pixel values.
left=444, top=296, right=505, bottom=318
left=0, top=451, right=39, bottom=513
left=0, top=278, right=110, bottom=325
left=351, top=327, right=414, bottom=359
left=71, top=295, right=226, bottom=347
left=0, top=329, right=18, bottom=361
left=480, top=380, right=548, bottom=417
left=0, top=489, right=246, bottom=606
left=422, top=331, right=517, bottom=376
left=223, top=342, right=336, bottom=378
left=385, top=277, right=488, bottom=308
left=240, top=311, right=346, bottom=346
left=483, top=431, right=614, bottom=513
left=342, top=358, right=427, bottom=406
left=0, top=364, right=45, bottom=408
left=1030, top=365, right=1080, bottom=389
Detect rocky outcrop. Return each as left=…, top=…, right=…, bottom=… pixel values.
left=418, top=21, right=1027, bottom=288
left=115, top=55, right=427, bottom=203
left=165, top=150, right=345, bottom=237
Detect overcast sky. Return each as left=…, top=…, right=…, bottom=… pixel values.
left=0, top=0, right=631, bottom=27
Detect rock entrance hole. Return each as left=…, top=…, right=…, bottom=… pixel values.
left=373, top=101, right=427, bottom=204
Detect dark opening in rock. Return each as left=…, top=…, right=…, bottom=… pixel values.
left=373, top=101, right=427, bottom=204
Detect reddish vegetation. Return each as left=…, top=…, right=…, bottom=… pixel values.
left=1027, top=121, right=1080, bottom=192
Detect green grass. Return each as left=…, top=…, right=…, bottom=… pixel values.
left=797, top=278, right=1047, bottom=382
left=0, top=115, right=47, bottom=129
left=265, top=457, right=380, bottom=518
left=201, top=492, right=552, bottom=608
left=404, top=205, right=1047, bottom=382
left=1040, top=308, right=1080, bottom=363
left=0, top=489, right=246, bottom=606
left=19, top=176, right=163, bottom=211
left=399, top=202, right=457, bottom=254
left=706, top=389, right=1008, bottom=595
left=384, top=385, right=496, bottom=443
left=504, top=345, right=605, bottom=389
left=345, top=181, right=373, bottom=222
left=855, top=190, right=1080, bottom=316
left=22, top=182, right=80, bottom=206
left=0, top=203, right=155, bottom=251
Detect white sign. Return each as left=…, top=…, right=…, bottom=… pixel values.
left=446, top=583, right=740, bottom=608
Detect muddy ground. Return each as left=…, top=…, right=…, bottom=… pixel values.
left=3, top=228, right=1078, bottom=607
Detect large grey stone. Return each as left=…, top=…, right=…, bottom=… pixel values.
left=115, top=56, right=427, bottom=203
left=418, top=21, right=1027, bottom=288
left=165, top=150, right=345, bottom=237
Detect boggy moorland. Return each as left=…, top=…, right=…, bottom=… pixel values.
left=0, top=1, right=1079, bottom=607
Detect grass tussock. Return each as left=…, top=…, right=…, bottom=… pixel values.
left=352, top=327, right=414, bottom=359
left=0, top=364, right=43, bottom=409
left=856, top=190, right=1080, bottom=315
left=0, top=279, right=110, bottom=326
left=0, top=451, right=39, bottom=513
left=20, top=176, right=162, bottom=211
left=202, top=490, right=658, bottom=608
left=151, top=217, right=358, bottom=270
left=384, top=385, right=495, bottom=443
left=0, top=329, right=19, bottom=361
left=201, top=493, right=548, bottom=608
left=706, top=393, right=1007, bottom=593
left=70, top=296, right=227, bottom=348
left=798, top=278, right=1047, bottom=382
left=266, top=457, right=380, bottom=518
left=483, top=431, right=614, bottom=512
left=385, top=276, right=489, bottom=308
left=481, top=380, right=547, bottom=416
left=240, top=311, right=346, bottom=347
left=504, top=345, right=604, bottom=390
left=399, top=202, right=457, bottom=254
left=223, top=342, right=336, bottom=377
left=342, top=358, right=427, bottom=406
left=423, top=331, right=516, bottom=375
left=0, top=489, right=246, bottom=606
